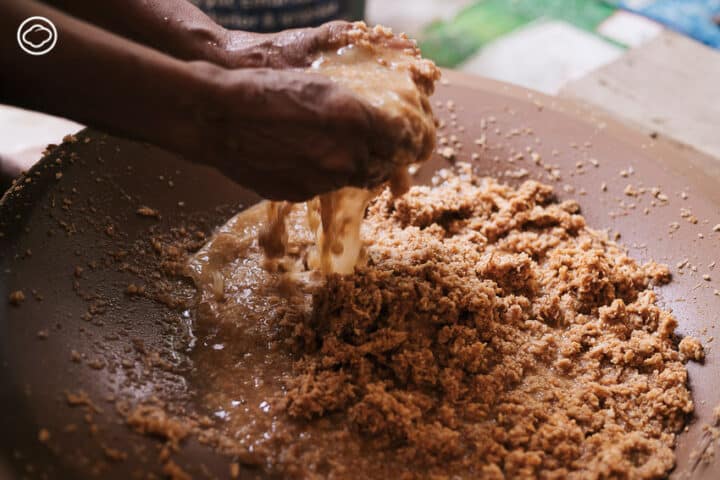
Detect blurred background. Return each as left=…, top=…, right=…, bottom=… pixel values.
left=2, top=0, right=720, bottom=189
left=373, top=0, right=719, bottom=91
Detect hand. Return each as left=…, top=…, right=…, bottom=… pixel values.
left=219, top=21, right=354, bottom=69
left=218, top=21, right=417, bottom=70
left=183, top=67, right=410, bottom=202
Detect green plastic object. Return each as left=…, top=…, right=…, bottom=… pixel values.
left=419, top=0, right=616, bottom=67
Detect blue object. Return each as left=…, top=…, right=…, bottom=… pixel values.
left=617, top=0, right=720, bottom=48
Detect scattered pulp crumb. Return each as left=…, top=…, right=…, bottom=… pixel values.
left=439, top=146, right=456, bottom=160
left=9, top=290, right=25, bottom=306
left=136, top=206, right=161, bottom=218
left=126, top=404, right=191, bottom=446
left=679, top=337, right=705, bottom=362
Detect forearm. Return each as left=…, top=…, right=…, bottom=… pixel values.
left=41, top=0, right=237, bottom=65
left=41, top=0, right=285, bottom=69
left=41, top=0, right=353, bottom=70
left=0, top=0, right=219, bottom=156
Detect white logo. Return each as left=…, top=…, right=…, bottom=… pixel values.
left=17, top=16, right=57, bottom=56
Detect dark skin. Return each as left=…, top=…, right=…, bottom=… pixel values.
left=42, top=0, right=357, bottom=69
left=1, top=0, right=412, bottom=201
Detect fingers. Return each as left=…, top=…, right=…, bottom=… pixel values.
left=254, top=20, right=417, bottom=70
left=269, top=21, right=352, bottom=68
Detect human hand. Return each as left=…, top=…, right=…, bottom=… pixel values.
left=217, top=21, right=351, bottom=69
left=218, top=21, right=415, bottom=70
left=182, top=66, right=415, bottom=202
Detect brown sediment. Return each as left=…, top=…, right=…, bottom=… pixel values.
left=188, top=163, right=699, bottom=479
